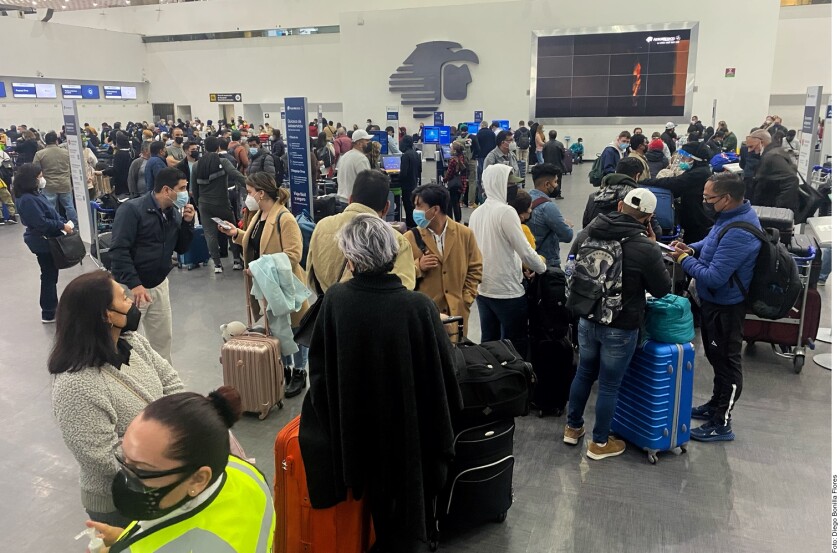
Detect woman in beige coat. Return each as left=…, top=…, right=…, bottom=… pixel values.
left=219, top=172, right=311, bottom=397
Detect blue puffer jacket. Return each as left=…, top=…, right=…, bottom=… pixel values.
left=16, top=192, right=66, bottom=254
left=682, top=201, right=762, bottom=305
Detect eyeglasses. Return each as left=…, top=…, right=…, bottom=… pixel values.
left=113, top=443, right=195, bottom=483
left=702, top=194, right=728, bottom=202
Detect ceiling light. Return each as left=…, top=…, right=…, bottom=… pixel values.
left=61, top=5, right=66, bottom=8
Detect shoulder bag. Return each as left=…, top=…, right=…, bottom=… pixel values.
left=47, top=231, right=86, bottom=269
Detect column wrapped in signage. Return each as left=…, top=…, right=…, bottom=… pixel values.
left=284, top=97, right=313, bottom=216
left=797, top=86, right=823, bottom=179
left=61, top=100, right=93, bottom=249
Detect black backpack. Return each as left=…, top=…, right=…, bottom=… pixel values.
left=717, top=222, right=802, bottom=320
left=516, top=131, right=530, bottom=150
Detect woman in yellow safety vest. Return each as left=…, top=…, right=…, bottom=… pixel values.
left=86, top=386, right=274, bottom=553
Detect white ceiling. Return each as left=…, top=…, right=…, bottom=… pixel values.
left=1, top=0, right=171, bottom=11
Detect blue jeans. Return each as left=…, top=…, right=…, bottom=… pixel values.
left=820, top=247, right=831, bottom=281
left=536, top=150, right=544, bottom=164
left=283, top=327, right=309, bottom=370
left=42, top=191, right=78, bottom=227
left=567, top=319, right=638, bottom=443
left=476, top=294, right=529, bottom=358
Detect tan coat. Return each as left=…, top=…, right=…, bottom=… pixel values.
left=404, top=218, right=483, bottom=335
left=628, top=150, right=651, bottom=180
left=233, top=201, right=310, bottom=327
left=305, top=203, right=416, bottom=293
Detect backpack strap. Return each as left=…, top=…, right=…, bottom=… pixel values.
left=531, top=197, right=551, bottom=210
left=716, top=221, right=766, bottom=297
left=410, top=227, right=428, bottom=255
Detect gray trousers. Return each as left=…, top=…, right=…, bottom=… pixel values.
left=199, top=202, right=241, bottom=265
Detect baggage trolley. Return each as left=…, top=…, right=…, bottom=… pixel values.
left=744, top=249, right=817, bottom=374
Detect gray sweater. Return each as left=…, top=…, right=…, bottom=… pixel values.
left=51, top=332, right=183, bottom=513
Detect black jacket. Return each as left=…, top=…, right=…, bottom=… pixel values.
left=739, top=144, right=762, bottom=180
left=640, top=164, right=714, bottom=244
left=662, top=131, right=677, bottom=155
left=542, top=139, right=565, bottom=167
left=476, top=128, right=496, bottom=159
left=110, top=192, right=194, bottom=290
left=753, top=143, right=799, bottom=212
left=399, top=148, right=421, bottom=193
left=299, top=273, right=461, bottom=543
left=102, top=148, right=135, bottom=196
left=571, top=212, right=671, bottom=330
left=645, top=149, right=669, bottom=178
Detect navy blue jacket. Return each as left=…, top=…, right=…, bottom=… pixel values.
left=682, top=201, right=762, bottom=305
left=144, top=155, right=167, bottom=192
left=16, top=192, right=66, bottom=254
left=110, top=192, right=194, bottom=290
left=476, top=128, right=496, bottom=160
left=599, top=144, right=624, bottom=176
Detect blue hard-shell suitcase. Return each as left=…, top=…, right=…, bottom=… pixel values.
left=178, top=225, right=210, bottom=270
left=645, top=186, right=676, bottom=235
left=612, top=340, right=694, bottom=464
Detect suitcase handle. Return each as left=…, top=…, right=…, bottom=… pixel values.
left=245, top=274, right=272, bottom=337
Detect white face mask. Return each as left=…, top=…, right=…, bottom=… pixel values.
left=244, top=194, right=259, bottom=211
left=38, top=177, right=46, bottom=189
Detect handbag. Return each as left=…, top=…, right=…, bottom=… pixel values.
left=293, top=259, right=347, bottom=348
left=47, top=231, right=86, bottom=269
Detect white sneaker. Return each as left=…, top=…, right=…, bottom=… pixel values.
left=41, top=318, right=55, bottom=324
left=214, top=265, right=223, bottom=274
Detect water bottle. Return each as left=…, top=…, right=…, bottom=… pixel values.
left=564, top=254, right=576, bottom=278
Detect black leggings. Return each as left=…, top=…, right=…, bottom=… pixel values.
left=448, top=188, right=462, bottom=222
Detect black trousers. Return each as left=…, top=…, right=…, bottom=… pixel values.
left=699, top=300, right=747, bottom=424
left=448, top=188, right=462, bottom=222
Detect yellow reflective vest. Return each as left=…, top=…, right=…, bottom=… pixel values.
left=110, top=456, right=274, bottom=553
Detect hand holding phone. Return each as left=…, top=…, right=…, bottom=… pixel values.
left=212, top=217, right=232, bottom=230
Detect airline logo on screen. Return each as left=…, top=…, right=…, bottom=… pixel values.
left=389, top=41, right=478, bottom=119
left=646, top=34, right=682, bottom=45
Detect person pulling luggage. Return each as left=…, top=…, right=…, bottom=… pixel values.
left=564, top=188, right=671, bottom=460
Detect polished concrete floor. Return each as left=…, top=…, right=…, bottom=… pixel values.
left=0, top=167, right=831, bottom=551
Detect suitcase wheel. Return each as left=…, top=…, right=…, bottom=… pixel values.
left=495, top=511, right=508, bottom=523
left=648, top=452, right=658, bottom=465
left=793, top=354, right=805, bottom=374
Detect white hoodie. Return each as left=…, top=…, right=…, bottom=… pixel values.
left=471, top=164, right=546, bottom=299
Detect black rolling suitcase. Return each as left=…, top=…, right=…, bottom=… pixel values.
left=753, top=205, right=794, bottom=246
left=428, top=418, right=515, bottom=551
left=788, top=234, right=822, bottom=288
left=562, top=150, right=573, bottom=174
left=314, top=193, right=345, bottom=222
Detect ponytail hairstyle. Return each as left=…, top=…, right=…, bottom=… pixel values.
left=141, top=386, right=243, bottom=482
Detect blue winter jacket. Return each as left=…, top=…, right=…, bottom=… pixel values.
left=599, top=143, right=624, bottom=176
left=526, top=189, right=574, bottom=267
left=16, top=192, right=66, bottom=254
left=682, top=201, right=762, bottom=305
left=144, top=155, right=167, bottom=192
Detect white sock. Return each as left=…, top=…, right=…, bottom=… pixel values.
left=595, top=442, right=607, bottom=447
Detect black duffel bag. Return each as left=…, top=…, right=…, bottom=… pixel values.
left=452, top=339, right=535, bottom=423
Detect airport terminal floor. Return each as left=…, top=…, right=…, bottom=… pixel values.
left=0, top=168, right=831, bottom=552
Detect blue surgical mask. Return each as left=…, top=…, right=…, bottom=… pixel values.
left=413, top=209, right=431, bottom=229
left=174, top=190, right=189, bottom=209
left=619, top=142, right=629, bottom=150
left=679, top=161, right=692, bottom=171
left=249, top=147, right=258, bottom=156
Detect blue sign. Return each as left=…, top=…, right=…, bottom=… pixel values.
left=0, top=82, right=5, bottom=98
left=284, top=97, right=313, bottom=216
left=827, top=105, right=832, bottom=119
left=474, top=110, right=483, bottom=123
left=372, top=130, right=389, bottom=154
left=11, top=83, right=36, bottom=98
left=104, top=86, right=122, bottom=99
left=434, top=111, right=445, bottom=126
left=82, top=85, right=100, bottom=100
left=386, top=110, right=399, bottom=122
left=802, top=106, right=816, bottom=134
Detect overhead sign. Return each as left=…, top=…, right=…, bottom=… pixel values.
left=209, top=93, right=242, bottom=103
left=389, top=41, right=479, bottom=119
left=434, top=112, right=445, bottom=126
left=284, top=97, right=313, bottom=216
left=797, top=86, right=823, bottom=178
left=474, top=110, right=483, bottom=123
left=386, top=107, right=399, bottom=122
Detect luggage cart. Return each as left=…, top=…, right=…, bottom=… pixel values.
left=744, top=249, right=817, bottom=374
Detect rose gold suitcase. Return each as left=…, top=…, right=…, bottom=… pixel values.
left=221, top=280, right=285, bottom=420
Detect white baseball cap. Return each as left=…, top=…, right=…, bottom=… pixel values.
left=351, top=129, right=374, bottom=142
left=664, top=122, right=676, bottom=129
left=623, top=188, right=657, bottom=215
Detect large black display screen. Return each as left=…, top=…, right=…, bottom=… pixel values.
left=534, top=29, right=692, bottom=118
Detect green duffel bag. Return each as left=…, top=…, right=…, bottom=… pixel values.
left=644, top=294, right=695, bottom=344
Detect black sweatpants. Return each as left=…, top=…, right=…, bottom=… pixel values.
left=699, top=300, right=747, bottom=424
left=198, top=202, right=241, bottom=265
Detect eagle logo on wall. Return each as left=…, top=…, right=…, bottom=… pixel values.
left=389, top=41, right=479, bottom=119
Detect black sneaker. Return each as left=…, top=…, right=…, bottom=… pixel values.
left=690, top=420, right=735, bottom=442
left=5, top=217, right=17, bottom=225
left=691, top=402, right=715, bottom=420
left=284, top=369, right=307, bottom=398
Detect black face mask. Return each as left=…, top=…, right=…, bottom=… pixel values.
left=111, top=304, right=141, bottom=334
left=703, top=198, right=724, bottom=220
left=548, top=184, right=561, bottom=198
left=111, top=468, right=194, bottom=521
left=174, top=137, right=183, bottom=145
left=190, top=150, right=200, bottom=160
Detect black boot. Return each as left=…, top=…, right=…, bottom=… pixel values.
left=284, top=367, right=292, bottom=388
left=284, top=368, right=307, bottom=398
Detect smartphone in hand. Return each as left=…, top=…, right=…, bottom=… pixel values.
left=212, top=217, right=232, bottom=230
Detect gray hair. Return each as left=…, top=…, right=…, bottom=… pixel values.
left=337, top=214, right=398, bottom=275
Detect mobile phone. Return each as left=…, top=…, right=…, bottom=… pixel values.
left=212, top=217, right=232, bottom=230
left=657, top=242, right=676, bottom=252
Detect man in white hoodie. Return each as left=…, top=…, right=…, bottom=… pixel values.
left=471, top=164, right=547, bottom=356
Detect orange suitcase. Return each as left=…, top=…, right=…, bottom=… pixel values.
left=273, top=416, right=375, bottom=553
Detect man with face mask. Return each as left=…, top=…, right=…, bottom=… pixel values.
left=174, top=141, right=200, bottom=185
left=245, top=136, right=275, bottom=178
left=639, top=141, right=714, bottom=244
left=583, top=157, right=663, bottom=237
left=661, top=122, right=678, bottom=154
left=599, top=130, right=632, bottom=178
left=110, top=167, right=196, bottom=364
left=483, top=130, right=522, bottom=178
left=668, top=173, right=761, bottom=443
left=627, top=133, right=651, bottom=180
left=336, top=129, right=376, bottom=204
left=751, top=128, right=799, bottom=212
left=404, top=183, right=482, bottom=335
left=527, top=163, right=574, bottom=268
left=564, top=188, right=671, bottom=459
left=127, top=141, right=151, bottom=198
left=165, top=127, right=186, bottom=167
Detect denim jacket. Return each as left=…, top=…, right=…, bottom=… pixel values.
left=526, top=189, right=574, bottom=267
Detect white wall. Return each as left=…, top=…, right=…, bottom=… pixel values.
left=339, top=0, right=782, bottom=152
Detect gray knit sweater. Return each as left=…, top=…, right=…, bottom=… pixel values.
left=51, top=332, right=184, bottom=513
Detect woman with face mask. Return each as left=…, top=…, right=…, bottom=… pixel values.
left=12, top=163, right=73, bottom=323
left=219, top=172, right=311, bottom=397
left=84, top=385, right=274, bottom=552
left=49, top=271, right=184, bottom=528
